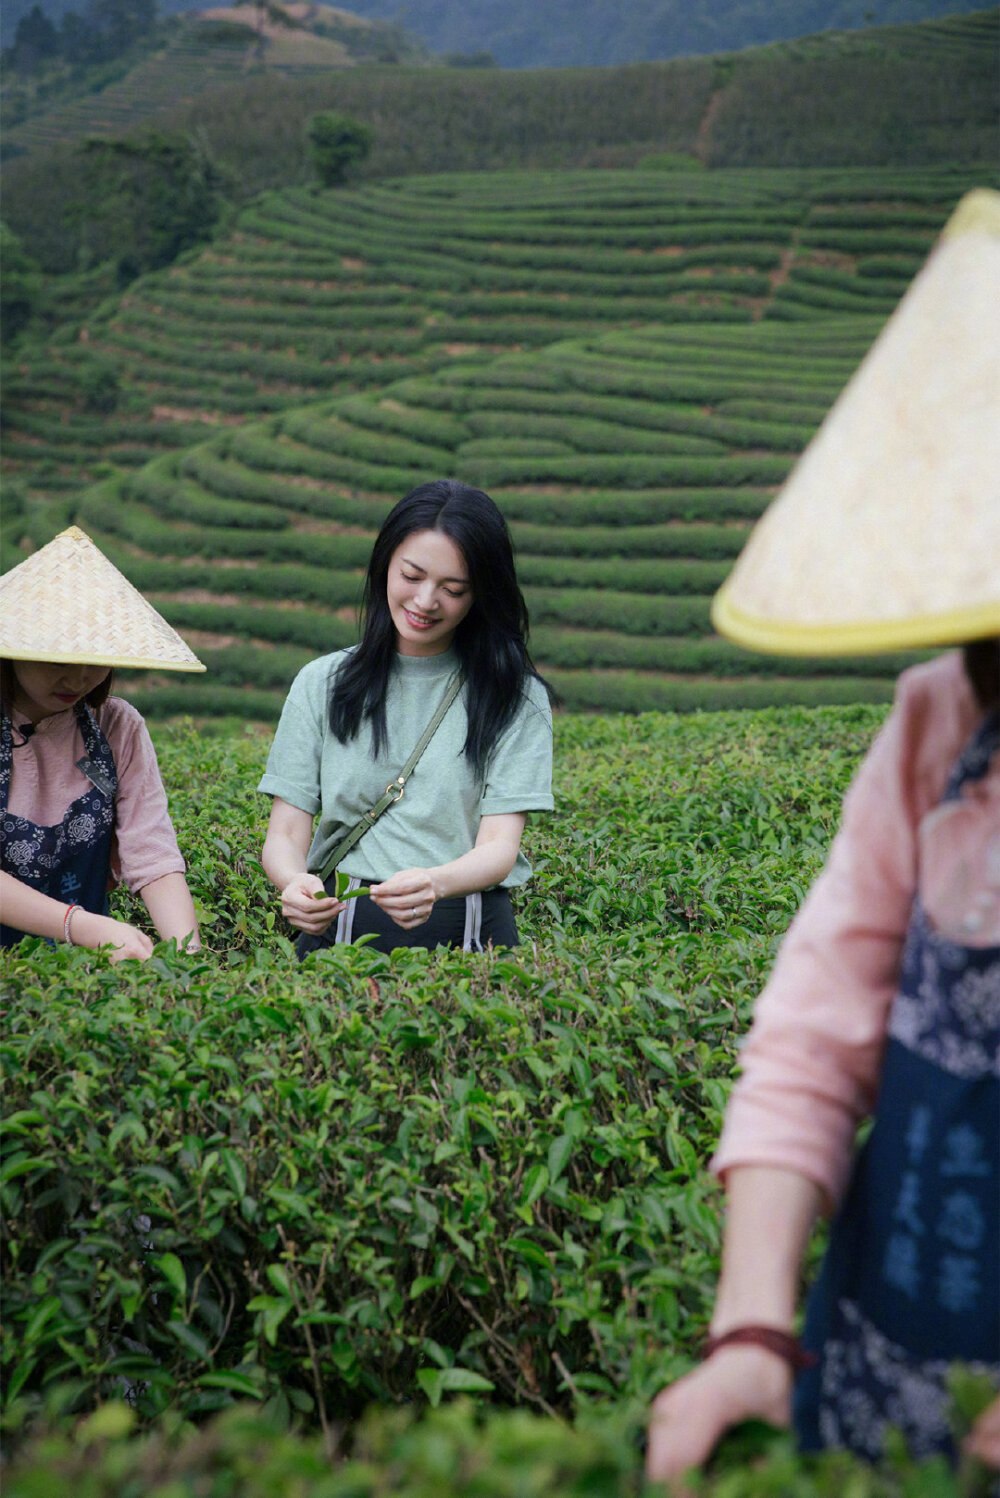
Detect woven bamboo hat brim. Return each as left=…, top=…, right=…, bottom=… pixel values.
left=711, top=188, right=1000, bottom=656
left=0, top=526, right=205, bottom=671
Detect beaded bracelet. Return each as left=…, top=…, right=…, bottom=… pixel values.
left=702, top=1325, right=818, bottom=1371
left=63, top=903, right=81, bottom=945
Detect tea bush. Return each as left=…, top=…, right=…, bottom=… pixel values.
left=498, top=489, right=772, bottom=525
left=461, top=454, right=792, bottom=490
left=1, top=704, right=876, bottom=1422
left=523, top=589, right=710, bottom=636
left=461, top=413, right=729, bottom=457
left=156, top=603, right=355, bottom=653
left=532, top=629, right=919, bottom=679
left=6, top=1395, right=997, bottom=1497
left=125, top=464, right=290, bottom=532
left=91, top=549, right=366, bottom=611
left=542, top=673, right=894, bottom=713
left=519, top=558, right=729, bottom=595
left=8, top=704, right=997, bottom=1493
left=509, top=523, right=748, bottom=559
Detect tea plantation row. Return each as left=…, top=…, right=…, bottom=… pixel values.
left=3, top=165, right=983, bottom=490
left=0, top=163, right=982, bottom=716
left=68, top=316, right=913, bottom=715
left=4, top=704, right=996, bottom=1493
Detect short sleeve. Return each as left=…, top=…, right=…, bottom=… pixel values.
left=257, top=656, right=332, bottom=815
left=480, top=676, right=554, bottom=816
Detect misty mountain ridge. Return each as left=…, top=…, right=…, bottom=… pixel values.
left=3, top=0, right=992, bottom=62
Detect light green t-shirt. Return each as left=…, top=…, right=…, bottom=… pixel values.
left=258, top=647, right=554, bottom=887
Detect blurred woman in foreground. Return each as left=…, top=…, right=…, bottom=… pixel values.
left=647, top=190, right=1000, bottom=1478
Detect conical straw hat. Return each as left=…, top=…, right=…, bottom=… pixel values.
left=711, top=188, right=1000, bottom=655
left=0, top=526, right=205, bottom=671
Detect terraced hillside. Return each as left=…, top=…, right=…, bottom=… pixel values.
left=4, top=163, right=985, bottom=717
left=3, top=164, right=985, bottom=505
left=59, top=312, right=923, bottom=718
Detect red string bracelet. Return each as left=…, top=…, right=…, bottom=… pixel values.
left=63, top=903, right=81, bottom=944
left=702, top=1325, right=818, bottom=1371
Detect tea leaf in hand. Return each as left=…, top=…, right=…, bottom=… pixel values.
left=314, top=871, right=370, bottom=901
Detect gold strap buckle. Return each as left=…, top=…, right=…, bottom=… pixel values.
left=386, top=776, right=406, bottom=804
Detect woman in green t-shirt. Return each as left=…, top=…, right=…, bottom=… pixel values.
left=259, top=480, right=556, bottom=954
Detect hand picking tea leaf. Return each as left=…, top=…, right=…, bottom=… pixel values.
left=313, top=870, right=370, bottom=901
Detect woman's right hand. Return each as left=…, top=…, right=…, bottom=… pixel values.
left=279, top=872, right=343, bottom=935
left=70, top=909, right=155, bottom=963
left=646, top=1346, right=793, bottom=1482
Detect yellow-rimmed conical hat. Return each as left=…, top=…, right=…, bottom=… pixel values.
left=711, top=188, right=1000, bottom=656
left=0, top=526, right=205, bottom=671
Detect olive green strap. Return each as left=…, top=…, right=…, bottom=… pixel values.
left=317, top=671, right=463, bottom=884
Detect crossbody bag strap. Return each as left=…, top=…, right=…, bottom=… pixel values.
left=318, top=671, right=464, bottom=884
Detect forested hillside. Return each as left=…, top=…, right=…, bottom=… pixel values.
left=306, top=0, right=993, bottom=66
left=1, top=3, right=424, bottom=147
left=3, top=0, right=990, bottom=61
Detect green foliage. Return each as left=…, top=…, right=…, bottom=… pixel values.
left=1, top=164, right=986, bottom=718
left=5, top=1396, right=992, bottom=1497
left=544, top=673, right=894, bottom=713
left=702, top=12, right=998, bottom=168
left=444, top=50, right=499, bottom=68
left=152, top=601, right=357, bottom=653
left=5, top=706, right=995, bottom=1493
left=0, top=221, right=43, bottom=344
left=73, top=129, right=226, bottom=284
left=4, top=0, right=157, bottom=88
left=76, top=356, right=121, bottom=414
left=0, top=708, right=864, bottom=1432
left=639, top=151, right=704, bottom=171
left=307, top=111, right=375, bottom=188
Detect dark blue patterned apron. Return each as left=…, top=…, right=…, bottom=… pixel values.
left=794, top=709, right=1000, bottom=1460
left=0, top=703, right=118, bottom=947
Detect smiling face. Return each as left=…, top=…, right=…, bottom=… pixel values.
left=10, top=661, right=111, bottom=724
left=385, top=529, right=473, bottom=657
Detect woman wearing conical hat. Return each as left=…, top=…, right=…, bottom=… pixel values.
left=0, top=527, right=203, bottom=960
left=647, top=191, right=1000, bottom=1476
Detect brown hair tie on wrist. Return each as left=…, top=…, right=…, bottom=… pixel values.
left=702, top=1325, right=819, bottom=1371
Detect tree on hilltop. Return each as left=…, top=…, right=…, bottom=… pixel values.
left=74, top=130, right=226, bottom=284
left=307, top=111, right=374, bottom=187
left=0, top=221, right=43, bottom=344
left=7, top=5, right=59, bottom=70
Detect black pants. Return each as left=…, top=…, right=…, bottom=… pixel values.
left=295, top=884, right=518, bottom=959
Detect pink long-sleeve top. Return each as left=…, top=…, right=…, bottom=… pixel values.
left=711, top=651, right=999, bottom=1215
left=5, top=696, right=186, bottom=893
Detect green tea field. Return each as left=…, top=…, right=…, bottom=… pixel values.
left=3, top=11, right=997, bottom=1492
left=5, top=706, right=995, bottom=1494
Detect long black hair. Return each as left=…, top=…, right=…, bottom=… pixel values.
left=963, top=638, right=1000, bottom=712
left=329, top=480, right=553, bottom=780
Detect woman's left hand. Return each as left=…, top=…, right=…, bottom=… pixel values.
left=369, top=868, right=438, bottom=930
